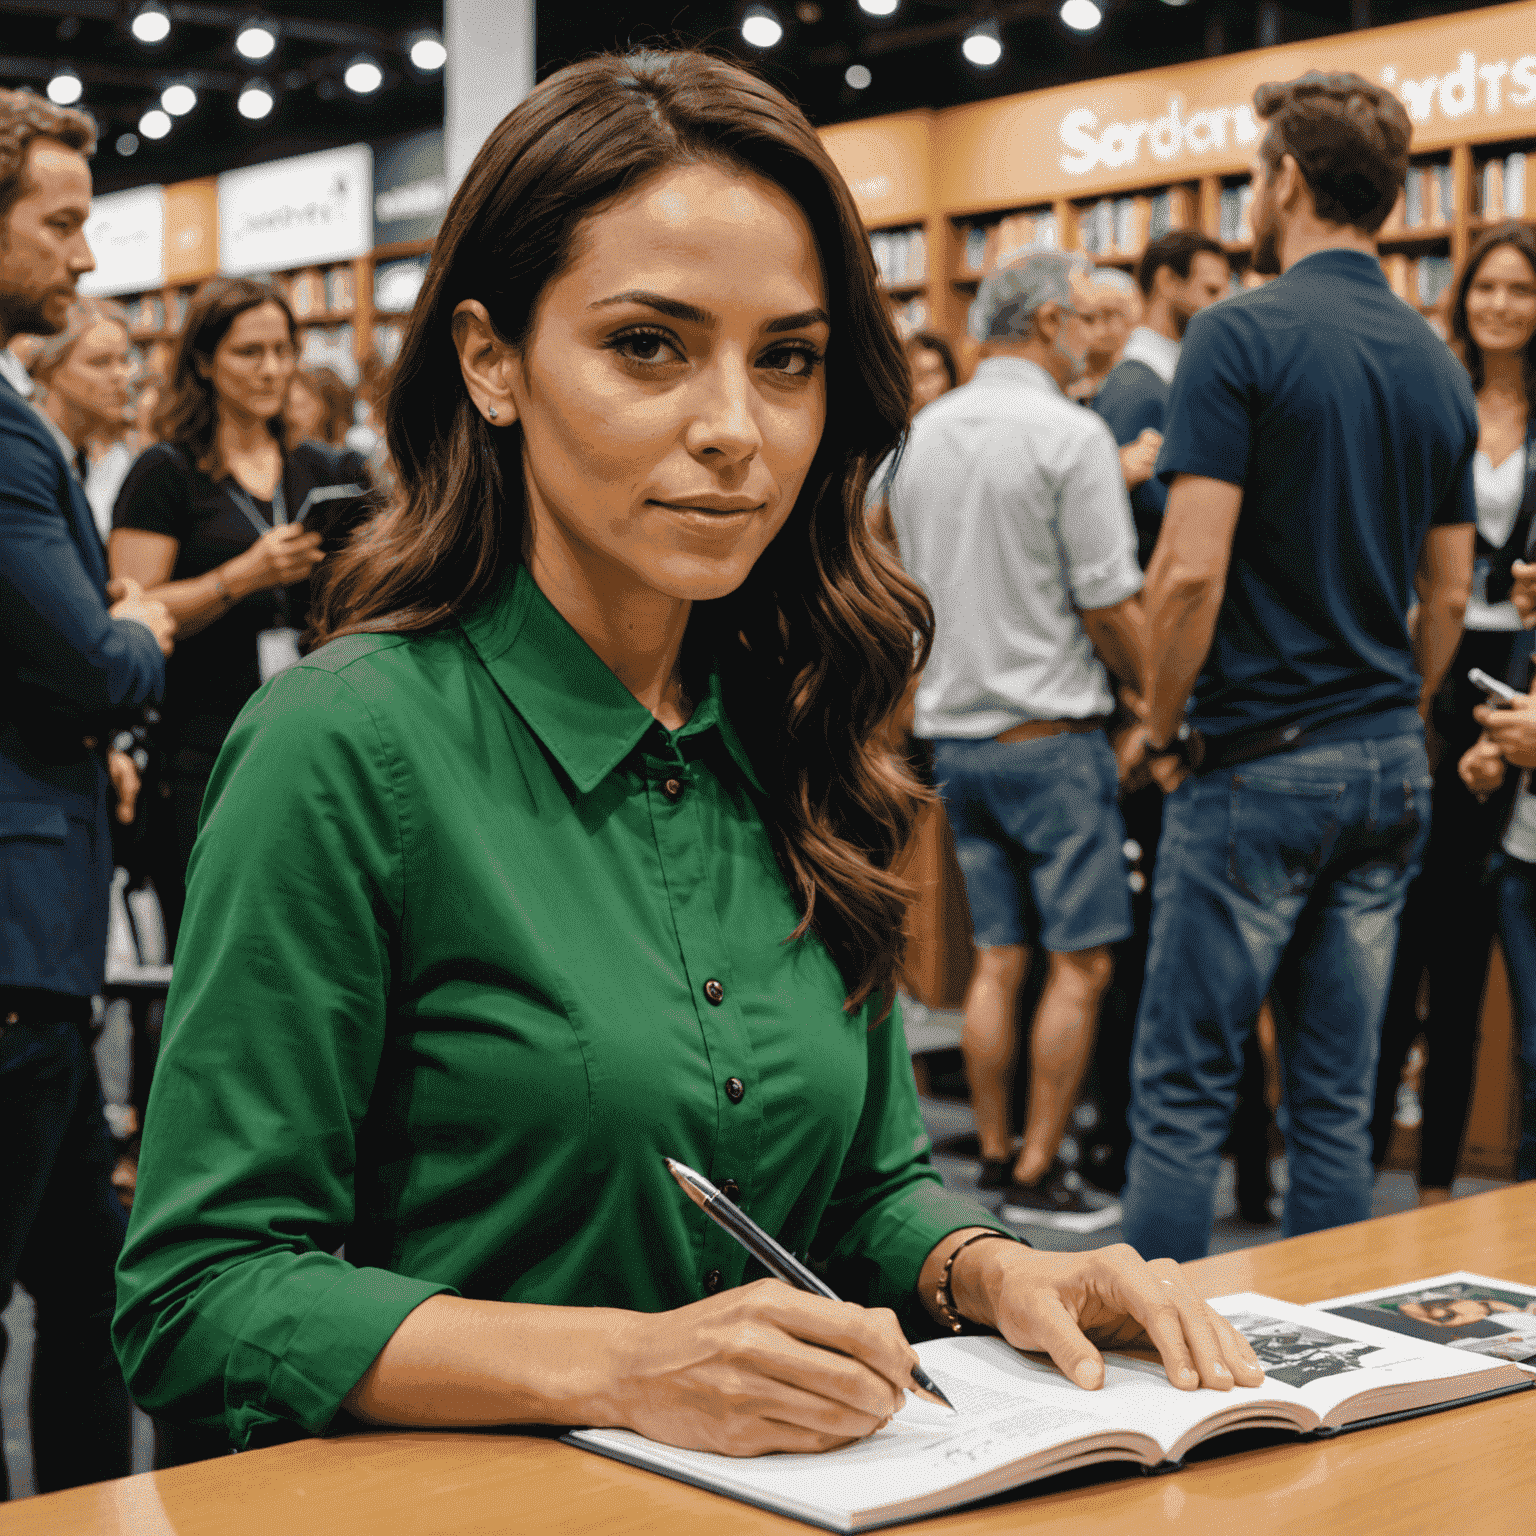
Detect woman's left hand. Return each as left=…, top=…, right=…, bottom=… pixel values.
left=951, top=1238, right=1265, bottom=1392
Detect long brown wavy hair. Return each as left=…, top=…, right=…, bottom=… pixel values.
left=313, top=49, right=932, bottom=1014
left=153, top=276, right=295, bottom=476
left=1449, top=220, right=1536, bottom=396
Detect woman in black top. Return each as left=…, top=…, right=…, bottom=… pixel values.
left=110, top=276, right=370, bottom=953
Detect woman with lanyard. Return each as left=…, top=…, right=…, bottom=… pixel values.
left=109, top=277, right=370, bottom=955
left=114, top=51, right=1258, bottom=1461
left=1372, top=221, right=1536, bottom=1204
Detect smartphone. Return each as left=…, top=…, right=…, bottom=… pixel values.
left=1468, top=667, right=1520, bottom=705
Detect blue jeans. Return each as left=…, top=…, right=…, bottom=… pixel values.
left=1493, top=856, right=1536, bottom=1182
left=1122, top=731, right=1431, bottom=1260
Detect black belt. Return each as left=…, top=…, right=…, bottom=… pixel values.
left=1185, top=721, right=1308, bottom=774
left=0, top=989, right=93, bottom=1030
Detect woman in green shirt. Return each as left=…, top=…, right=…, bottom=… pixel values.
left=113, top=50, right=1261, bottom=1459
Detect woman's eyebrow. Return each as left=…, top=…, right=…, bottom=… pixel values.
left=588, top=290, right=829, bottom=334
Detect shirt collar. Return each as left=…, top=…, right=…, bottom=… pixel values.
left=971, top=355, right=1062, bottom=396
left=32, top=400, right=78, bottom=468
left=0, top=347, right=34, bottom=399
left=1283, top=248, right=1388, bottom=283
left=1119, top=326, right=1181, bottom=386
left=460, top=561, right=763, bottom=795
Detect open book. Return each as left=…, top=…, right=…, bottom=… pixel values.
left=567, top=1291, right=1532, bottom=1533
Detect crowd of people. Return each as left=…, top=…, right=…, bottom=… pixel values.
left=1, top=47, right=1534, bottom=1504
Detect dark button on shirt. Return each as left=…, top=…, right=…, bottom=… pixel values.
left=725, top=1076, right=745, bottom=1103
left=662, top=776, right=683, bottom=802
left=704, top=978, right=725, bottom=1005
left=720, top=1179, right=741, bottom=1202
left=704, top=1268, right=723, bottom=1294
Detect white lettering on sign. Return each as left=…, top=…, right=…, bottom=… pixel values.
left=1059, top=47, right=1536, bottom=177
left=850, top=173, right=894, bottom=204
left=218, top=144, right=373, bottom=276
left=1060, top=97, right=1259, bottom=177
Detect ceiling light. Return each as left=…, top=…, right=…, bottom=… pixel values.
left=161, top=83, right=196, bottom=116
left=1060, top=0, right=1103, bottom=31
left=116, top=132, right=139, bottom=156
left=408, top=31, right=446, bottom=71
left=235, top=21, right=277, bottom=61
left=130, top=3, right=171, bottom=45
left=845, top=63, right=872, bottom=89
left=46, top=69, right=83, bottom=106
left=237, top=79, right=275, bottom=119
left=139, top=108, right=172, bottom=140
left=858, top=0, right=899, bottom=15
left=740, top=5, right=784, bottom=48
left=961, top=21, right=1003, bottom=67
left=344, top=56, right=383, bottom=94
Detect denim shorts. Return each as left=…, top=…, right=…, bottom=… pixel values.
left=931, top=730, right=1132, bottom=954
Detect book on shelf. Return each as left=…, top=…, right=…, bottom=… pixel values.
left=372, top=321, right=405, bottom=367
left=289, top=270, right=326, bottom=320
left=324, top=266, right=355, bottom=313
left=298, top=323, right=357, bottom=384
left=1416, top=255, right=1455, bottom=307
left=1147, top=186, right=1196, bottom=241
left=1404, top=166, right=1425, bottom=228
left=962, top=224, right=988, bottom=274
left=1219, top=183, right=1254, bottom=244
left=374, top=257, right=429, bottom=314
left=1479, top=150, right=1531, bottom=218
left=567, top=1287, right=1531, bottom=1533
left=1381, top=252, right=1413, bottom=302
left=870, top=228, right=926, bottom=287
left=1077, top=198, right=1114, bottom=256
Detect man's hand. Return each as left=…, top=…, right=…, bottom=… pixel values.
left=1111, top=721, right=1152, bottom=789
left=107, top=749, right=141, bottom=824
left=1147, top=752, right=1189, bottom=794
left=109, top=581, right=175, bottom=657
left=1459, top=736, right=1507, bottom=800
left=1512, top=560, right=1536, bottom=629
left=951, top=1241, right=1264, bottom=1393
left=1118, top=429, right=1163, bottom=490
left=1474, top=694, right=1536, bottom=768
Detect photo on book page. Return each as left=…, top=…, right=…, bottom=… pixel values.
left=1220, top=1313, right=1384, bottom=1389
left=1318, top=1272, right=1536, bottom=1372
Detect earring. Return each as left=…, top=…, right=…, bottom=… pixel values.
left=488, top=407, right=498, bottom=420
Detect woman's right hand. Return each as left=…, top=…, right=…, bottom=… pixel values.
left=235, top=523, right=326, bottom=591
left=611, top=1278, right=919, bottom=1457
left=1459, top=735, right=1507, bottom=799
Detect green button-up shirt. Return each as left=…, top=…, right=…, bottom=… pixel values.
left=113, top=562, right=1008, bottom=1450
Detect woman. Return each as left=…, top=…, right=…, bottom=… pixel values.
left=904, top=331, right=957, bottom=412
left=27, top=295, right=134, bottom=544
left=286, top=363, right=354, bottom=449
left=113, top=51, right=1258, bottom=1460
left=109, top=278, right=371, bottom=954
left=1371, top=221, right=1536, bottom=1202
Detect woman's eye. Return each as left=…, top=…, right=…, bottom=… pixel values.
left=611, top=330, right=680, bottom=366
left=761, top=344, right=823, bottom=378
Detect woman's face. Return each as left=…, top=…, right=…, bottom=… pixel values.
left=462, top=160, right=829, bottom=606
left=51, top=320, right=132, bottom=432
left=909, top=346, right=951, bottom=410
left=204, top=302, right=297, bottom=426
left=286, top=375, right=325, bottom=441
left=1466, top=244, right=1536, bottom=359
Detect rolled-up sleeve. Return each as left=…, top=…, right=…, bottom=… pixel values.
left=112, top=663, right=456, bottom=1448
left=809, top=1000, right=1017, bottom=1339
left=1059, top=421, right=1143, bottom=613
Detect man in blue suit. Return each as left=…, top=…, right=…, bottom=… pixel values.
left=0, top=88, right=173, bottom=1497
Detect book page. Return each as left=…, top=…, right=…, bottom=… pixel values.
left=1315, top=1271, right=1536, bottom=1374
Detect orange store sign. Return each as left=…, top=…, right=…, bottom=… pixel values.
left=920, top=0, right=1536, bottom=212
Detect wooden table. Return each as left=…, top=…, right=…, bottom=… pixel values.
left=7, top=1185, right=1533, bottom=1536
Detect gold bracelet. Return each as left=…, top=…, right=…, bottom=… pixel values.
left=936, top=1229, right=1019, bottom=1334
left=213, top=575, right=232, bottom=607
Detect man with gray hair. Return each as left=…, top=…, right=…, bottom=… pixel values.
left=887, top=250, right=1145, bottom=1229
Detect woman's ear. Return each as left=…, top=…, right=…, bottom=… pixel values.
left=451, top=300, right=519, bottom=427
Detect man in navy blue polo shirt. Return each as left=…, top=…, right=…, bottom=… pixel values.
left=1121, top=71, right=1477, bottom=1262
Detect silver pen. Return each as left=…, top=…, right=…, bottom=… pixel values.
left=664, top=1156, right=956, bottom=1413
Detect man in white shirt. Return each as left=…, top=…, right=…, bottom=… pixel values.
left=887, top=251, right=1144, bottom=1227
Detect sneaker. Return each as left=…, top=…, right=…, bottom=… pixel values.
left=1001, top=1161, right=1123, bottom=1233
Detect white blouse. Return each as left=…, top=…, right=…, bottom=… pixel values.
left=1465, top=448, right=1528, bottom=632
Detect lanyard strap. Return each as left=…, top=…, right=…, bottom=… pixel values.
left=226, top=474, right=288, bottom=536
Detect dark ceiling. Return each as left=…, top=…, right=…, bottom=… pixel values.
left=0, top=0, right=1514, bottom=195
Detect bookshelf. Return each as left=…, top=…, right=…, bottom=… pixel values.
left=115, top=239, right=433, bottom=390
